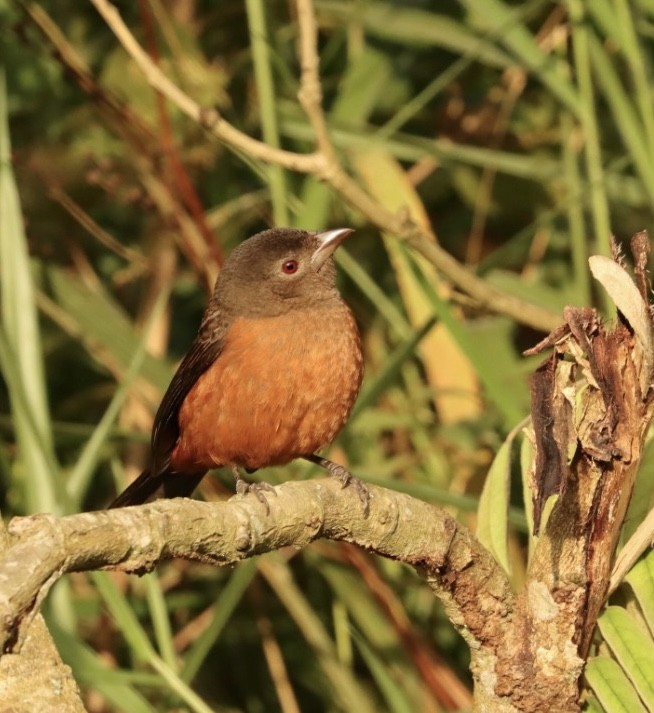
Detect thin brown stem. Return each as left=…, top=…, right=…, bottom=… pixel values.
left=87, top=0, right=561, bottom=332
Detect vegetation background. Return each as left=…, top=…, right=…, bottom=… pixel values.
left=2, top=0, right=654, bottom=711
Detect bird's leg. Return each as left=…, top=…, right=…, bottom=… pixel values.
left=232, top=465, right=276, bottom=512
left=305, top=454, right=370, bottom=515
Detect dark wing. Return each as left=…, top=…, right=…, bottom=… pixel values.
left=108, top=305, right=228, bottom=508
left=149, top=304, right=228, bottom=477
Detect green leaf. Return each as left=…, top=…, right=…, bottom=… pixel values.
left=92, top=572, right=157, bottom=661
left=413, top=258, right=525, bottom=426
left=485, top=269, right=575, bottom=314
left=296, top=47, right=393, bottom=228
left=245, top=0, right=288, bottom=225
left=281, top=114, right=562, bottom=181
left=66, top=291, right=168, bottom=506
left=143, top=571, right=177, bottom=670
left=351, top=318, right=436, bottom=421
left=44, top=265, right=172, bottom=390
left=597, top=606, right=654, bottom=709
left=93, top=573, right=215, bottom=713
left=520, top=431, right=535, bottom=546
left=588, top=34, right=654, bottom=206
left=625, top=550, right=654, bottom=635
left=477, top=430, right=516, bottom=574
left=316, top=0, right=514, bottom=68
left=585, top=655, right=647, bottom=713
left=0, top=66, right=60, bottom=514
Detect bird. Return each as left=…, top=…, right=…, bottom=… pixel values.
left=109, top=227, right=367, bottom=511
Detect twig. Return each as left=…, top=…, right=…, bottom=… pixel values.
left=48, top=185, right=148, bottom=266
left=291, top=0, right=562, bottom=332
left=88, top=0, right=562, bottom=332
left=21, top=2, right=217, bottom=288
left=89, top=0, right=321, bottom=174
left=295, top=0, right=335, bottom=163
left=137, top=0, right=224, bottom=266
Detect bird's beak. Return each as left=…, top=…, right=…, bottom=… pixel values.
left=311, top=228, right=354, bottom=270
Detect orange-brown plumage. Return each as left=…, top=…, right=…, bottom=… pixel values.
left=109, top=227, right=364, bottom=509
left=172, top=309, right=362, bottom=471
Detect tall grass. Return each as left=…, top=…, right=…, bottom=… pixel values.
left=2, top=0, right=654, bottom=710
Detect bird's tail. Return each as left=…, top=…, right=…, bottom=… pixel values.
left=108, top=468, right=206, bottom=508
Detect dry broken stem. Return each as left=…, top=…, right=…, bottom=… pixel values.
left=499, top=235, right=654, bottom=712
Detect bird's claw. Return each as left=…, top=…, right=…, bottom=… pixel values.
left=346, top=475, right=371, bottom=516
left=233, top=468, right=276, bottom=513
left=304, top=455, right=370, bottom=516
left=324, top=464, right=370, bottom=516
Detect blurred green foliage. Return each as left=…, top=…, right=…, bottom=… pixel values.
left=1, top=0, right=654, bottom=710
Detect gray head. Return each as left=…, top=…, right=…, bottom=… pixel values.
left=213, top=227, right=353, bottom=317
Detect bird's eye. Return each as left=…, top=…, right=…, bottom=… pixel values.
left=281, top=259, right=299, bottom=274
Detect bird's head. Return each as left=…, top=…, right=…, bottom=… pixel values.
left=215, top=227, right=354, bottom=316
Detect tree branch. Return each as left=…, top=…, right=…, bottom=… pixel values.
left=0, top=478, right=512, bottom=660
left=0, top=509, right=85, bottom=712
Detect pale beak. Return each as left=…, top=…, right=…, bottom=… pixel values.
left=311, top=228, right=354, bottom=270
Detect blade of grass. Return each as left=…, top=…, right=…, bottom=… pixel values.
left=281, top=114, right=562, bottom=181
left=259, top=555, right=378, bottom=713
left=352, top=630, right=417, bottom=713
left=561, top=110, right=591, bottom=306
left=246, top=0, right=289, bottom=225
left=588, top=33, right=654, bottom=206
left=462, top=0, right=580, bottom=115
left=332, top=599, right=353, bottom=666
left=143, top=572, right=177, bottom=670
left=51, top=623, right=159, bottom=713
left=352, top=150, right=481, bottom=423
left=0, top=328, right=62, bottom=490
left=181, top=558, right=259, bottom=683
left=0, top=67, right=60, bottom=515
left=375, top=0, right=549, bottom=140
left=44, top=266, right=172, bottom=391
left=314, top=556, right=400, bottom=651
left=351, top=317, right=436, bottom=420
left=295, top=46, right=393, bottom=229
left=591, top=0, right=654, bottom=156
left=0, top=65, right=75, bottom=634
left=337, top=248, right=412, bottom=339
left=566, top=0, right=612, bottom=264
left=405, top=247, right=525, bottom=426
left=92, top=572, right=215, bottom=713
left=66, top=290, right=168, bottom=507
left=315, top=0, right=514, bottom=68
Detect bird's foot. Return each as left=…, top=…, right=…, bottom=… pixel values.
left=305, top=455, right=370, bottom=516
left=232, top=466, right=276, bottom=513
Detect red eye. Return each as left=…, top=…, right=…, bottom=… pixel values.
left=282, top=259, right=298, bottom=274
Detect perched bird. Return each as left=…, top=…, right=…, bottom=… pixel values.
left=109, top=227, right=366, bottom=510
